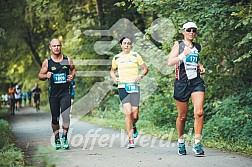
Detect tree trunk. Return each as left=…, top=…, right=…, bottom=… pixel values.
left=96, top=0, right=104, bottom=26
left=152, top=12, right=158, bottom=22
left=135, top=12, right=146, bottom=32
left=23, top=27, right=42, bottom=67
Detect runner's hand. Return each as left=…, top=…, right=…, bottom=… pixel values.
left=113, top=77, right=120, bottom=83
left=67, top=74, right=74, bottom=82
left=200, top=67, right=205, bottom=74
left=47, top=72, right=53, bottom=79
left=183, top=46, right=191, bottom=56
left=198, top=64, right=205, bottom=74
left=135, top=75, right=142, bottom=83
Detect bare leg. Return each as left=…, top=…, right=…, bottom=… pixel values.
left=175, top=100, right=189, bottom=140
left=131, top=107, right=139, bottom=125
left=191, top=92, right=205, bottom=140
left=123, top=103, right=133, bottom=139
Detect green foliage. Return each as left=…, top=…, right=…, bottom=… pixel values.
left=0, top=119, right=25, bottom=166
left=36, top=147, right=61, bottom=167
left=204, top=89, right=252, bottom=144
left=140, top=82, right=177, bottom=127
left=0, top=119, right=13, bottom=148
left=90, top=89, right=123, bottom=120
left=0, top=144, right=25, bottom=167
left=204, top=139, right=252, bottom=156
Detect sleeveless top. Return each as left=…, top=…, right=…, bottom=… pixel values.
left=175, top=41, right=201, bottom=81
left=47, top=55, right=70, bottom=97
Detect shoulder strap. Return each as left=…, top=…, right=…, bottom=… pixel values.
left=193, top=42, right=201, bottom=53
left=178, top=40, right=185, bottom=54
left=178, top=41, right=201, bottom=53
left=63, top=54, right=68, bottom=59
left=47, top=55, right=68, bottom=60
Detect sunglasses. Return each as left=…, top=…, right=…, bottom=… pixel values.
left=185, top=28, right=197, bottom=33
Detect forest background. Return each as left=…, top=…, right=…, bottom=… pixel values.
left=0, top=0, right=251, bottom=155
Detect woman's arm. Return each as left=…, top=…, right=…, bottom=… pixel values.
left=167, top=41, right=191, bottom=67
left=110, top=67, right=120, bottom=82
left=135, top=63, right=148, bottom=83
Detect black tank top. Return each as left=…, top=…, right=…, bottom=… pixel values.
left=175, top=41, right=201, bottom=81
left=47, top=55, right=70, bottom=97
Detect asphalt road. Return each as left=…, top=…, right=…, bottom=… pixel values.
left=7, top=107, right=252, bottom=167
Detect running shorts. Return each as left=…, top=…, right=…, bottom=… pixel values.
left=118, top=88, right=140, bottom=107
left=173, top=77, right=205, bottom=102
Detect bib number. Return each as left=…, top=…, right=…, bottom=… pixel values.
left=185, top=53, right=199, bottom=64
left=125, top=83, right=139, bottom=93
left=53, top=73, right=67, bottom=84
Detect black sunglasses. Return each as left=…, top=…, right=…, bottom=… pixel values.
left=185, top=28, right=197, bottom=33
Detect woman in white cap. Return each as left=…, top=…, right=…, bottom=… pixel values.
left=168, top=22, right=205, bottom=156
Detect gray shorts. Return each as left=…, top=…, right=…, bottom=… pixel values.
left=118, top=88, right=140, bottom=107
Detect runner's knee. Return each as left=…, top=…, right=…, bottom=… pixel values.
left=177, top=115, right=187, bottom=122
left=194, top=109, right=204, bottom=118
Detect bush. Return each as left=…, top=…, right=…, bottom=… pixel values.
left=0, top=119, right=25, bottom=166
left=204, top=90, right=252, bottom=144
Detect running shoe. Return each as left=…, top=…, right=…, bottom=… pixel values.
left=127, top=139, right=135, bottom=149
left=55, top=138, right=61, bottom=150
left=133, top=125, right=138, bottom=138
left=192, top=143, right=205, bottom=156
left=177, top=142, right=187, bottom=155
left=62, top=138, right=70, bottom=149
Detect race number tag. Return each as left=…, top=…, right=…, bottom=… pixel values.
left=185, top=53, right=199, bottom=64
left=53, top=73, right=67, bottom=84
left=125, top=83, right=139, bottom=93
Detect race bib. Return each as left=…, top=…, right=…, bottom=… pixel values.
left=125, top=83, right=139, bottom=93
left=184, top=53, right=199, bottom=80
left=185, top=53, right=199, bottom=64
left=53, top=73, right=67, bottom=84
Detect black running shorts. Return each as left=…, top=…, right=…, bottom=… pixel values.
left=118, top=88, right=140, bottom=107
left=173, top=77, right=205, bottom=102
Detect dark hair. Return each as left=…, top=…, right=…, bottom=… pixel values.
left=119, top=35, right=133, bottom=44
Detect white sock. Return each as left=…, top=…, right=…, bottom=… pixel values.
left=178, top=138, right=184, bottom=143
left=195, top=139, right=201, bottom=144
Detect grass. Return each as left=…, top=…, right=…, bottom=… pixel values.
left=0, top=108, right=25, bottom=166
left=0, top=107, right=57, bottom=167
left=204, top=139, right=252, bottom=156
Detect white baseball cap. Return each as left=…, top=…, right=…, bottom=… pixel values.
left=182, top=22, right=197, bottom=29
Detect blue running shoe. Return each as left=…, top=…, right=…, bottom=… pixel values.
left=177, top=143, right=187, bottom=155
left=62, top=138, right=70, bottom=149
left=55, top=138, right=61, bottom=150
left=192, top=143, right=204, bottom=156
left=133, top=126, right=138, bottom=138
